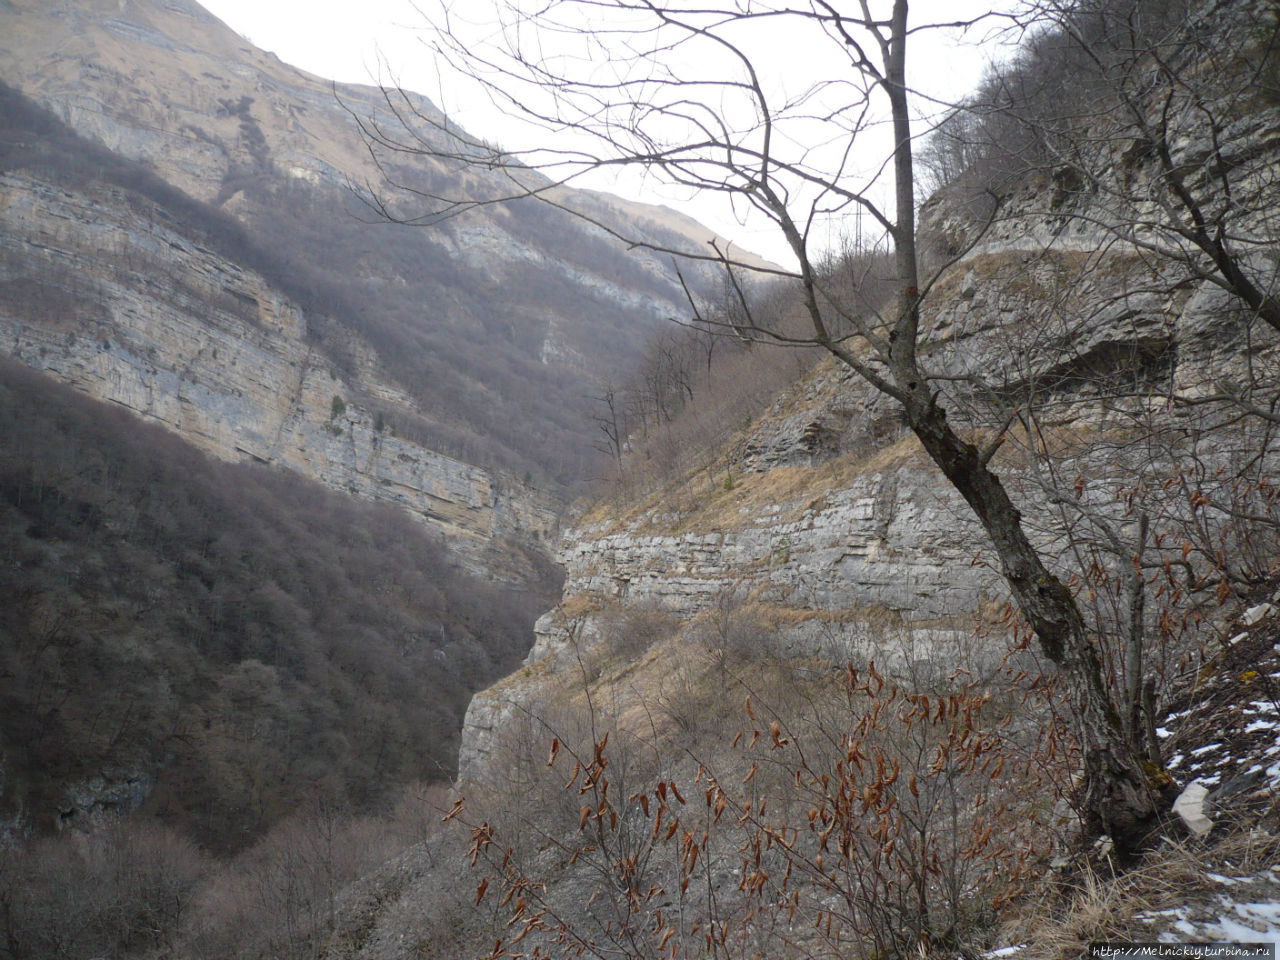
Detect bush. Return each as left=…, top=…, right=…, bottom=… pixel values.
left=454, top=653, right=1057, bottom=960
left=0, top=822, right=207, bottom=959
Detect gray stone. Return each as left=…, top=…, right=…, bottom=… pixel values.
left=58, top=770, right=155, bottom=830
left=1243, top=603, right=1275, bottom=627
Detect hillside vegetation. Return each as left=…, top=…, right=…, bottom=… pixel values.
left=0, top=358, right=559, bottom=853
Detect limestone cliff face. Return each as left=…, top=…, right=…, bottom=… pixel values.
left=459, top=74, right=1280, bottom=778
left=555, top=473, right=988, bottom=624
left=0, top=169, right=556, bottom=568
left=456, top=457, right=996, bottom=778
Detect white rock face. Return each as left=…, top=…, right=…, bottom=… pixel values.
left=455, top=460, right=1007, bottom=778
left=458, top=692, right=526, bottom=787
left=556, top=471, right=995, bottom=621
left=0, top=171, right=558, bottom=570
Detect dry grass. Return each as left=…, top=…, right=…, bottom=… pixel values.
left=1003, top=853, right=1206, bottom=958
left=992, top=824, right=1280, bottom=959
left=556, top=593, right=605, bottom=619
left=578, top=428, right=930, bottom=540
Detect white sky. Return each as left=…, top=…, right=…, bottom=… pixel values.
left=197, top=0, right=1013, bottom=266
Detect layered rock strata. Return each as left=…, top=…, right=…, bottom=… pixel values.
left=461, top=164, right=1280, bottom=777
left=0, top=170, right=557, bottom=567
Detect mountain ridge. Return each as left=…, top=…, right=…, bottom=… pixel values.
left=0, top=0, right=766, bottom=500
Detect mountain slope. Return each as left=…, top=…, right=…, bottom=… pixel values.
left=0, top=357, right=560, bottom=852
left=0, top=0, right=762, bottom=487
left=0, top=79, right=561, bottom=579
left=0, top=77, right=570, bottom=849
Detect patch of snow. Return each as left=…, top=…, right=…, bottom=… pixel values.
left=1208, top=873, right=1251, bottom=886
left=983, top=946, right=1027, bottom=958
left=1157, top=895, right=1280, bottom=945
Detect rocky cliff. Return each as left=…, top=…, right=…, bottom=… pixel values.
left=290, top=5, right=1280, bottom=958
left=459, top=46, right=1280, bottom=774
left=0, top=163, right=555, bottom=573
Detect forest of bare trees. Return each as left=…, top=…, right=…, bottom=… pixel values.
left=0, top=358, right=559, bottom=847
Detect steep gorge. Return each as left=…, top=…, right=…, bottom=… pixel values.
left=3, top=0, right=1280, bottom=955
left=0, top=0, right=772, bottom=853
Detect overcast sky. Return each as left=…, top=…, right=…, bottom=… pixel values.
left=196, top=0, right=1009, bottom=265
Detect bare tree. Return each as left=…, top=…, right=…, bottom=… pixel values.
left=352, top=0, right=1223, bottom=848
left=590, top=380, right=629, bottom=478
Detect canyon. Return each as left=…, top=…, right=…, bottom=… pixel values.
left=1, top=0, right=1279, bottom=957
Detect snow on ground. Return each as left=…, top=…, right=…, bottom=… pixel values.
left=1140, top=868, right=1280, bottom=944
left=982, top=594, right=1280, bottom=959
left=1138, top=600, right=1280, bottom=946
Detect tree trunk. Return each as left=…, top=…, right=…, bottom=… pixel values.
left=872, top=0, right=1169, bottom=853
left=901, top=385, right=1168, bottom=850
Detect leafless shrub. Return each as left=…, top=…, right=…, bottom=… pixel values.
left=598, top=603, right=681, bottom=661
left=182, top=796, right=431, bottom=960
left=0, top=821, right=206, bottom=960
left=441, top=635, right=1064, bottom=960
